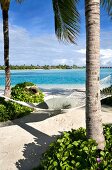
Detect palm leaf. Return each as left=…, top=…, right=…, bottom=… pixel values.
left=101, top=0, right=112, bottom=17
left=52, top=0, right=80, bottom=44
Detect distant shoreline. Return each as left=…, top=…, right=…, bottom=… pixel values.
left=0, top=65, right=112, bottom=70
left=0, top=66, right=85, bottom=70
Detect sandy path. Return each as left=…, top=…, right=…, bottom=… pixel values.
left=0, top=106, right=112, bottom=170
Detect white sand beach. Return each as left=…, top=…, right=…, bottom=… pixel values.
left=0, top=87, right=112, bottom=170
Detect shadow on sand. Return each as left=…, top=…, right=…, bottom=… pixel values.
left=13, top=110, right=66, bottom=170
left=15, top=124, right=57, bottom=170
left=15, top=122, right=112, bottom=170
left=40, top=87, right=85, bottom=96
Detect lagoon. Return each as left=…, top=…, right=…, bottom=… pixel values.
left=0, top=69, right=112, bottom=88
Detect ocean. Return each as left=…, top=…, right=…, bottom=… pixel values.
left=0, top=68, right=112, bottom=89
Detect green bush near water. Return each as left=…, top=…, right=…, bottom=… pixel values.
left=0, top=82, right=44, bottom=122
left=11, top=82, right=44, bottom=103
left=35, top=125, right=112, bottom=170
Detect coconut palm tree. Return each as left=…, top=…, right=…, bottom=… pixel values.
left=0, top=0, right=22, bottom=97
left=52, top=0, right=112, bottom=149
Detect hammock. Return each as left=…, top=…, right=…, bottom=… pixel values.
left=0, top=75, right=111, bottom=110
left=0, top=93, right=111, bottom=111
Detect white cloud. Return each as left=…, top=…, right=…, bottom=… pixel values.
left=76, top=49, right=86, bottom=54
left=0, top=20, right=112, bottom=67
left=0, top=19, right=85, bottom=66
left=76, top=48, right=112, bottom=67
left=53, top=59, right=74, bottom=65
left=100, top=49, right=112, bottom=59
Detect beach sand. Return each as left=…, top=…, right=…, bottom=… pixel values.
left=0, top=86, right=112, bottom=170
left=0, top=104, right=112, bottom=170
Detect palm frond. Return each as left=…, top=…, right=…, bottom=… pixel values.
left=52, top=0, right=80, bottom=44
left=101, top=0, right=112, bottom=18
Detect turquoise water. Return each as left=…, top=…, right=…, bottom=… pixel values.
left=0, top=69, right=112, bottom=87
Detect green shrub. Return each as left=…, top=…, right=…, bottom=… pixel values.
left=11, top=82, right=44, bottom=103
left=0, top=82, right=44, bottom=122
left=101, top=86, right=112, bottom=95
left=0, top=102, right=10, bottom=122
left=36, top=126, right=112, bottom=170
left=0, top=97, right=32, bottom=122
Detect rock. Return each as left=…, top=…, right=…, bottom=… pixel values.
left=26, top=86, right=39, bottom=95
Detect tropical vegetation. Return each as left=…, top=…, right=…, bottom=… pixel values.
left=34, top=125, right=112, bottom=170
left=0, top=97, right=32, bottom=122
left=0, top=65, right=111, bottom=70
left=0, top=0, right=112, bottom=152
left=0, top=82, right=44, bottom=122
left=11, top=82, right=44, bottom=103
left=0, top=64, right=85, bottom=70
left=101, top=85, right=112, bottom=95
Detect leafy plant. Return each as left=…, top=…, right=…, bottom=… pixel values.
left=0, top=97, right=32, bottom=122
left=35, top=126, right=112, bottom=170
left=11, top=82, right=44, bottom=103
left=0, top=82, right=44, bottom=122
left=101, top=86, right=112, bottom=95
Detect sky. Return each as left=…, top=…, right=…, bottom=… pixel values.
left=0, top=0, right=112, bottom=66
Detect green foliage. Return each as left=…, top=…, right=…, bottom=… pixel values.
left=0, top=97, right=32, bottom=122
left=52, top=0, right=80, bottom=44
left=0, top=82, right=44, bottom=122
left=13, top=82, right=35, bottom=88
left=0, top=64, right=84, bottom=70
left=11, top=82, right=44, bottom=103
left=36, top=126, right=112, bottom=170
left=101, top=85, right=112, bottom=95
left=101, top=0, right=112, bottom=18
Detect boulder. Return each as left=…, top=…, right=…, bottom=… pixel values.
left=26, top=86, right=39, bottom=95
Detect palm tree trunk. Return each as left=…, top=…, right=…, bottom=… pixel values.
left=85, top=0, right=105, bottom=150
left=2, top=9, right=11, bottom=98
